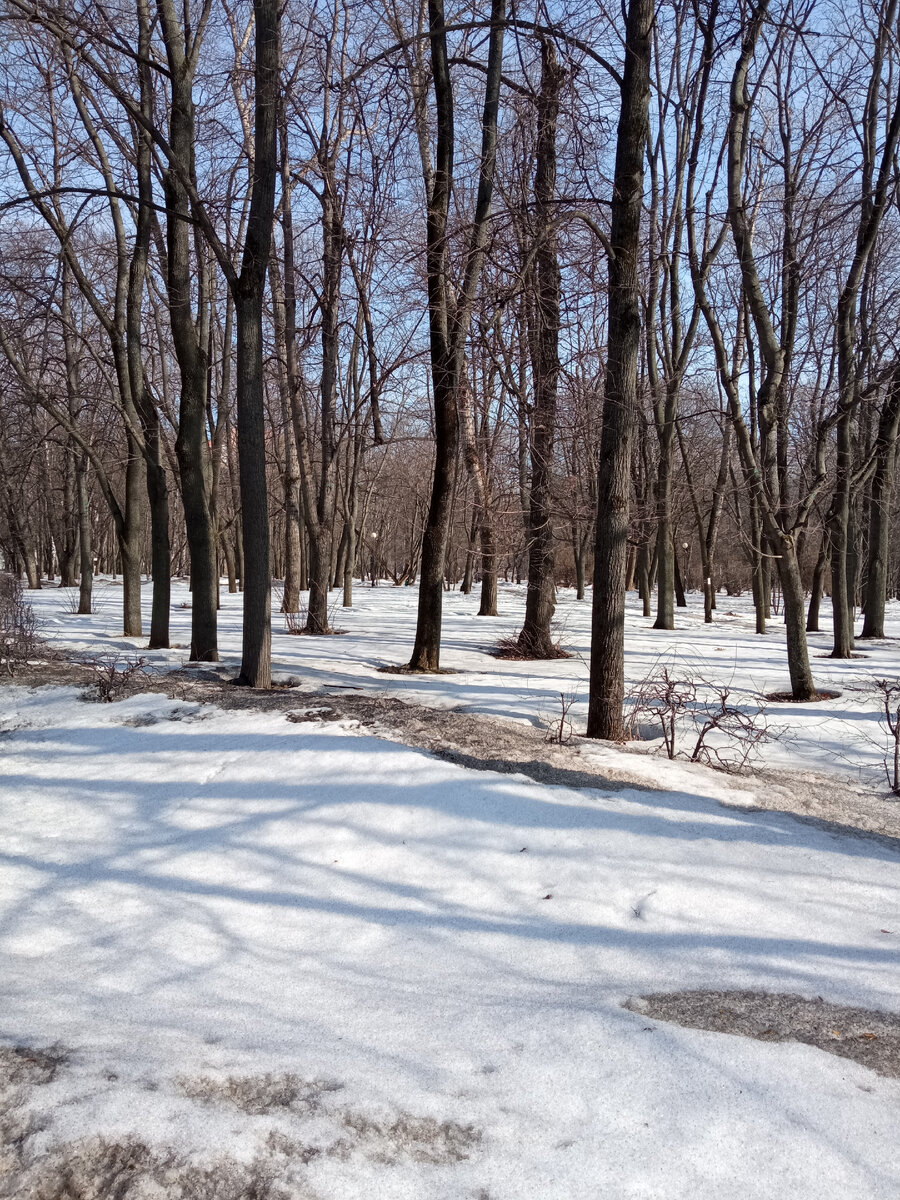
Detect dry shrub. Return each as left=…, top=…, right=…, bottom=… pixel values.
left=0, top=573, right=39, bottom=675
left=80, top=654, right=149, bottom=702
left=872, top=679, right=900, bottom=795
left=491, top=635, right=572, bottom=661
left=627, top=667, right=774, bottom=773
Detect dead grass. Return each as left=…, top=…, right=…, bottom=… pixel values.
left=625, top=991, right=900, bottom=1079
left=176, top=1074, right=480, bottom=1167
left=176, top=1072, right=343, bottom=1116
left=0, top=1044, right=67, bottom=1088
left=15, top=1137, right=298, bottom=1200
left=337, top=1110, right=481, bottom=1165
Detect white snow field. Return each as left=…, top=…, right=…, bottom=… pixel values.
left=1, top=581, right=898, bottom=1198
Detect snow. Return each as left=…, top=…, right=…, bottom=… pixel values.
left=2, top=582, right=899, bottom=1197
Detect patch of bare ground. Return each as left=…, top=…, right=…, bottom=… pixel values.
left=5, top=1136, right=299, bottom=1200
left=625, top=991, right=900, bottom=1080
left=0, top=1045, right=67, bottom=1088
left=0, top=1044, right=67, bottom=1197
left=765, top=688, right=841, bottom=702
left=1, top=1055, right=479, bottom=1197
left=177, top=1072, right=343, bottom=1116
left=734, top=766, right=900, bottom=844
left=336, top=1110, right=480, bottom=1165
left=175, top=1072, right=479, bottom=1166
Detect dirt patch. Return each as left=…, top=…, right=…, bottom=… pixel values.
left=0, top=1044, right=67, bottom=1088
left=0, top=1044, right=68, bottom=1193
left=625, top=991, right=900, bottom=1079
left=177, top=1072, right=343, bottom=1116
left=4, top=1136, right=299, bottom=1200
left=336, top=1109, right=480, bottom=1165
left=376, top=664, right=462, bottom=675
left=765, top=689, right=841, bottom=702
left=742, top=766, right=900, bottom=845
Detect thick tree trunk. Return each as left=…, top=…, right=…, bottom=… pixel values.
left=653, top=421, right=675, bottom=627
left=409, top=0, right=505, bottom=669
left=829, top=421, right=856, bottom=657
left=636, top=540, right=651, bottom=617
left=233, top=0, right=279, bottom=687
left=519, top=40, right=563, bottom=655
left=75, top=452, right=93, bottom=614
left=673, top=542, right=687, bottom=607
left=305, top=191, right=341, bottom=636
left=861, top=373, right=900, bottom=637
left=587, top=0, right=652, bottom=740
left=806, top=532, right=827, bottom=633
left=478, top=519, right=498, bottom=616
left=121, top=440, right=144, bottom=637
left=144, top=424, right=171, bottom=650
left=235, top=293, right=272, bottom=687
left=58, top=442, right=78, bottom=587
left=778, top=541, right=818, bottom=699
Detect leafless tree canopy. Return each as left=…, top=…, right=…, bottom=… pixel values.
left=2, top=0, right=900, bottom=725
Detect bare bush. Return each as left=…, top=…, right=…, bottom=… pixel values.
left=80, top=654, right=149, bottom=702
left=281, top=596, right=345, bottom=636
left=545, top=691, right=577, bottom=745
left=61, top=589, right=97, bottom=616
left=0, top=573, right=39, bottom=675
left=689, top=685, right=774, bottom=773
left=626, top=668, right=694, bottom=758
left=491, top=635, right=572, bottom=661
left=627, top=667, right=773, bottom=773
left=872, top=679, right=900, bottom=795
left=283, top=607, right=306, bottom=635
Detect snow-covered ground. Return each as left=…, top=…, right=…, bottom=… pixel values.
left=30, top=578, right=900, bottom=786
left=1, top=581, right=898, bottom=1197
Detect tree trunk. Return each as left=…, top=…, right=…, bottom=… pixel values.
left=409, top=0, right=505, bottom=669
left=673, top=541, right=686, bottom=607
left=75, top=451, right=93, bottom=614
left=861, top=371, right=900, bottom=637
left=233, top=0, right=279, bottom=688
left=519, top=39, right=563, bottom=655
left=806, top=531, right=828, bottom=633
left=587, top=0, right=652, bottom=740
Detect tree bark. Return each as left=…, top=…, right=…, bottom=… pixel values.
left=587, top=0, right=653, bottom=740
left=409, top=0, right=506, bottom=669
left=861, top=369, right=900, bottom=637
left=233, top=0, right=280, bottom=687
left=519, top=39, right=563, bottom=654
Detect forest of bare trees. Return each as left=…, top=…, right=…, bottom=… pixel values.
left=2, top=0, right=900, bottom=731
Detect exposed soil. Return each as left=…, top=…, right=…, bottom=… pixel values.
left=625, top=990, right=900, bottom=1080
left=0, top=1049, right=481, bottom=1199
left=765, top=689, right=841, bottom=702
